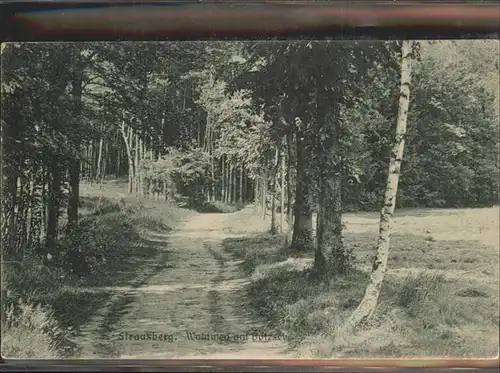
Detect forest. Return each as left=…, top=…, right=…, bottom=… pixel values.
left=1, top=40, right=499, bottom=359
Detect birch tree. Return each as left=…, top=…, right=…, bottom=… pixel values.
left=340, top=40, right=415, bottom=333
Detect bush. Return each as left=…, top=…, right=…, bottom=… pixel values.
left=1, top=300, right=72, bottom=358
left=394, top=271, right=466, bottom=330
left=2, top=196, right=169, bottom=358
left=2, top=254, right=66, bottom=311
left=56, top=211, right=140, bottom=277
left=395, top=271, right=447, bottom=311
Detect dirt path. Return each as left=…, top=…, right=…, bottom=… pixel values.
left=76, top=207, right=291, bottom=359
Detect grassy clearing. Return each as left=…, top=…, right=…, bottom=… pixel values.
left=2, top=181, right=194, bottom=358
left=223, top=207, right=499, bottom=358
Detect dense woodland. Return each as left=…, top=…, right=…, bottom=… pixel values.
left=1, top=40, right=498, bottom=277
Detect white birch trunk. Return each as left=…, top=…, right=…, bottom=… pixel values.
left=340, top=40, right=414, bottom=334
left=119, top=121, right=135, bottom=194
left=96, top=136, right=104, bottom=188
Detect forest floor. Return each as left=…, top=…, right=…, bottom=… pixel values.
left=69, top=182, right=499, bottom=359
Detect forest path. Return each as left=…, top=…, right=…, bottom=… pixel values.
left=77, top=206, right=292, bottom=359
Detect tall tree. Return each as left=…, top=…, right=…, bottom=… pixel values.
left=341, top=40, right=415, bottom=332
left=66, top=47, right=84, bottom=232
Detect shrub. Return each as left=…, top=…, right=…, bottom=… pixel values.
left=1, top=300, right=72, bottom=358
left=56, top=211, right=140, bottom=277
left=395, top=271, right=447, bottom=311
left=2, top=254, right=66, bottom=311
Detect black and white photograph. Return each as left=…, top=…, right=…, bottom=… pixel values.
left=1, top=40, right=498, bottom=359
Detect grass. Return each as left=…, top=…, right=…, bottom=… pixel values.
left=223, top=206, right=499, bottom=358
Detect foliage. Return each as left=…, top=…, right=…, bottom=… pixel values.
left=399, top=42, right=499, bottom=207
left=2, top=254, right=66, bottom=312
left=56, top=212, right=140, bottom=277
left=169, top=147, right=213, bottom=206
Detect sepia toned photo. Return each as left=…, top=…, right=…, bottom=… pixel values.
left=1, top=40, right=498, bottom=360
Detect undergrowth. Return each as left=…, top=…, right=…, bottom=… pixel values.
left=2, top=193, right=191, bottom=358
left=1, top=300, right=74, bottom=358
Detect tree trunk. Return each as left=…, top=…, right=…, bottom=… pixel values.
left=89, top=140, right=96, bottom=184
left=262, top=171, right=267, bottom=220
left=41, top=169, right=47, bottom=239
left=101, top=141, right=108, bottom=184
left=329, top=175, right=345, bottom=270
left=117, top=140, right=122, bottom=177
left=286, top=132, right=294, bottom=226
left=270, top=147, right=281, bottom=234
left=96, top=136, right=104, bottom=187
left=210, top=155, right=215, bottom=202
left=280, top=143, right=286, bottom=233
left=134, top=132, right=140, bottom=194
left=232, top=163, right=237, bottom=204
left=138, top=136, right=144, bottom=196
left=85, top=142, right=89, bottom=183
left=314, top=99, right=347, bottom=274
left=120, top=121, right=135, bottom=194
left=291, top=127, right=313, bottom=253
left=67, top=62, right=83, bottom=233
left=149, top=179, right=155, bottom=199
left=243, top=166, right=248, bottom=203
left=315, top=171, right=345, bottom=274
left=166, top=177, right=176, bottom=201
left=17, top=176, right=28, bottom=253
left=26, top=179, right=35, bottom=249
left=46, top=159, right=61, bottom=254
left=150, top=135, right=154, bottom=161
left=315, top=196, right=324, bottom=266
left=228, top=162, right=232, bottom=203
left=239, top=163, right=244, bottom=204
left=225, top=158, right=228, bottom=202
left=254, top=176, right=259, bottom=213
left=4, top=172, right=18, bottom=260
left=228, top=162, right=233, bottom=204
left=221, top=157, right=226, bottom=202
left=129, top=127, right=134, bottom=192
left=341, top=39, right=413, bottom=333
left=207, top=112, right=215, bottom=202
